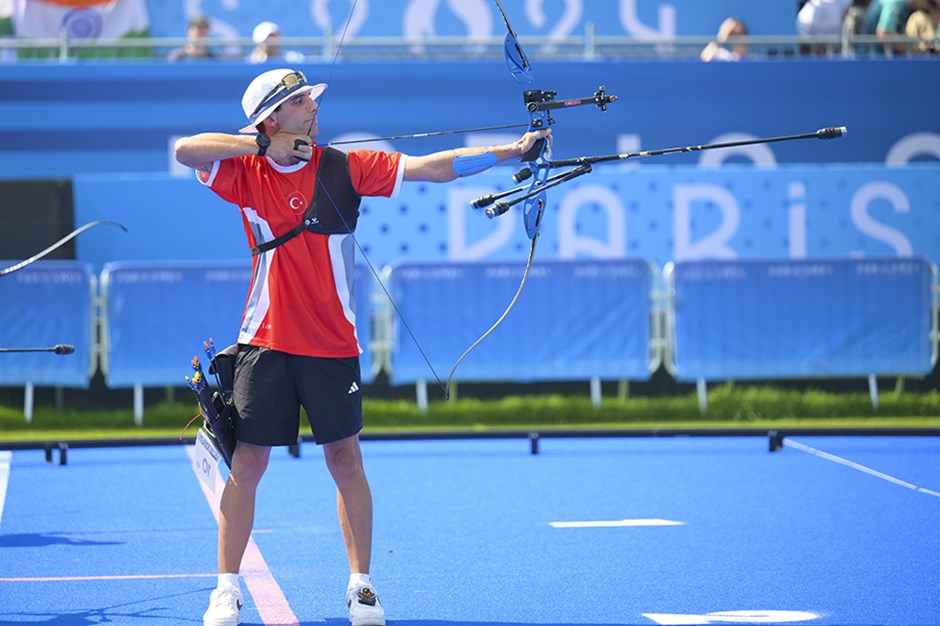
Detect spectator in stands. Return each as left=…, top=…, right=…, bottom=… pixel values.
left=798, top=0, right=854, bottom=53
left=844, top=0, right=874, bottom=37
left=167, top=14, right=216, bottom=61
left=905, top=0, right=939, bottom=52
left=174, top=67, right=551, bottom=626
left=247, top=21, right=305, bottom=64
left=798, top=0, right=853, bottom=36
left=861, top=0, right=933, bottom=54
left=701, top=17, right=749, bottom=61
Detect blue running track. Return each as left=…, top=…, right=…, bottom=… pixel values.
left=0, top=435, right=938, bottom=625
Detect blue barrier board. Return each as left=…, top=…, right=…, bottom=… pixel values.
left=670, top=258, right=936, bottom=381
left=387, top=258, right=656, bottom=384
left=0, top=261, right=95, bottom=387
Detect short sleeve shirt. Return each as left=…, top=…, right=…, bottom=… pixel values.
left=862, top=0, right=910, bottom=34
left=199, top=147, right=405, bottom=357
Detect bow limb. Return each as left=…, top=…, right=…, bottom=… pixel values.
left=443, top=1, right=549, bottom=394
left=443, top=232, right=538, bottom=400
left=0, top=220, right=128, bottom=277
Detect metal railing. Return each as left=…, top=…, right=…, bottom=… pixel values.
left=0, top=32, right=936, bottom=63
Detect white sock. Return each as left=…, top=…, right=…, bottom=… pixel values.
left=348, top=572, right=372, bottom=590
left=218, top=573, right=240, bottom=589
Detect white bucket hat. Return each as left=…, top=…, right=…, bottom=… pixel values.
left=239, top=68, right=327, bottom=134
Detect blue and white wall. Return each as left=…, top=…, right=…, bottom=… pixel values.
left=145, top=0, right=797, bottom=41
left=1, top=58, right=938, bottom=272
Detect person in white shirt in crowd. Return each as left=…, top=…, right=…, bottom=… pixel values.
left=248, top=21, right=305, bottom=64
left=798, top=0, right=854, bottom=36
left=797, top=0, right=854, bottom=54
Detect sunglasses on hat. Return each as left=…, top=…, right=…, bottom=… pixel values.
left=250, top=70, right=309, bottom=118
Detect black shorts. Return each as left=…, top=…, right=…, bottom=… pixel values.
left=232, top=345, right=362, bottom=446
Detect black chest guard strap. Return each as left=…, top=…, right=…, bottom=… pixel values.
left=250, top=147, right=362, bottom=256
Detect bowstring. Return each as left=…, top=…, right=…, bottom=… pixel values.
left=313, top=0, right=448, bottom=396
left=314, top=181, right=447, bottom=395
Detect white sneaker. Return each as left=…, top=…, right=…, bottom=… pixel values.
left=347, top=583, right=385, bottom=626
left=203, top=584, right=242, bottom=626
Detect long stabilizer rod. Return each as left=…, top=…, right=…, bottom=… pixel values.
left=0, top=344, right=74, bottom=355
left=548, top=126, right=848, bottom=168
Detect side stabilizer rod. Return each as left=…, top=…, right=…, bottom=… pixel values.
left=548, top=127, right=848, bottom=168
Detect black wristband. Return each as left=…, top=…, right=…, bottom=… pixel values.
left=255, top=133, right=271, bottom=157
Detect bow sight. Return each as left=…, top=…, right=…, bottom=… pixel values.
left=523, top=86, right=618, bottom=115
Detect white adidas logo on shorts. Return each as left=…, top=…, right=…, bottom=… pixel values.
left=348, top=381, right=360, bottom=394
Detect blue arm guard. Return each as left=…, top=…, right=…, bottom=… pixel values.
left=453, top=151, right=498, bottom=177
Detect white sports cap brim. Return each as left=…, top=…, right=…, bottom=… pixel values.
left=239, top=68, right=327, bottom=134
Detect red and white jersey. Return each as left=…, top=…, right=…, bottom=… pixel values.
left=199, top=147, right=405, bottom=357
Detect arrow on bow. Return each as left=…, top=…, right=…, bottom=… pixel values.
left=0, top=220, right=128, bottom=277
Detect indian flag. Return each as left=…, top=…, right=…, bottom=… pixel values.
left=0, top=0, right=11, bottom=34
left=13, top=0, right=150, bottom=58
left=0, top=0, right=13, bottom=62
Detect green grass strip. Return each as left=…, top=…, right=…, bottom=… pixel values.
left=2, top=384, right=939, bottom=442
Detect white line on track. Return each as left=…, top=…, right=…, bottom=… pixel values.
left=0, top=451, right=11, bottom=530
left=187, top=447, right=301, bottom=626
left=551, top=518, right=684, bottom=528
left=0, top=573, right=217, bottom=582
left=785, top=439, right=940, bottom=499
